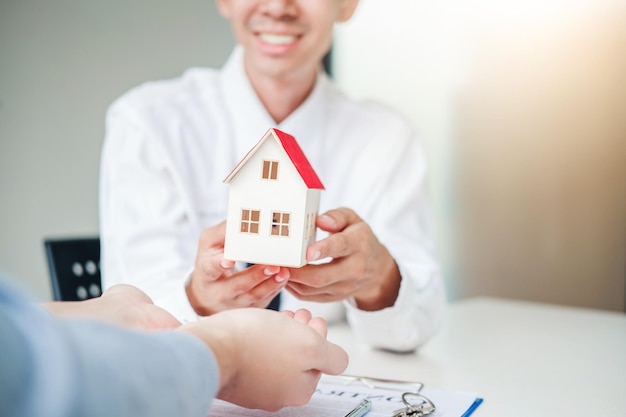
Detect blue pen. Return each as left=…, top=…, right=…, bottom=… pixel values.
left=344, top=399, right=372, bottom=417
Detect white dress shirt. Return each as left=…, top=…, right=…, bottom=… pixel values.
left=100, top=46, right=446, bottom=352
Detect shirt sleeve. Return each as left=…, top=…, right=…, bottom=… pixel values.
left=99, top=99, right=201, bottom=323
left=0, top=280, right=218, bottom=417
left=344, top=264, right=446, bottom=352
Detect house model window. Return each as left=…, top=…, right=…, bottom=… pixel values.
left=223, top=128, right=325, bottom=267
left=271, top=212, right=290, bottom=237
left=240, top=209, right=260, bottom=234
left=262, top=160, right=279, bottom=180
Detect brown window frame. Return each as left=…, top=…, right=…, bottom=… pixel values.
left=262, top=160, right=279, bottom=180
left=240, top=209, right=260, bottom=234
left=270, top=211, right=290, bottom=237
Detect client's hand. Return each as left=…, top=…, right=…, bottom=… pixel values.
left=179, top=308, right=348, bottom=411
left=42, top=284, right=181, bottom=330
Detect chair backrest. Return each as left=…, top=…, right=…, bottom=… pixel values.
left=43, top=237, right=102, bottom=301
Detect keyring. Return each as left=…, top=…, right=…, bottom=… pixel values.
left=394, top=391, right=436, bottom=417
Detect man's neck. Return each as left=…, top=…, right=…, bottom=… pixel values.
left=246, top=67, right=318, bottom=125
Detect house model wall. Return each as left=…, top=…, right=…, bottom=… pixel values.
left=223, top=128, right=325, bottom=267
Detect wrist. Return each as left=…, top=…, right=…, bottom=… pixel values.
left=354, top=254, right=401, bottom=311
left=179, top=316, right=239, bottom=395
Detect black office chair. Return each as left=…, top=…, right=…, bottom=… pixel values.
left=43, top=237, right=102, bottom=301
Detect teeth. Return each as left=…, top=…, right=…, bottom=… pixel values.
left=259, top=33, right=297, bottom=45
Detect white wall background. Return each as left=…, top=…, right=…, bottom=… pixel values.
left=0, top=0, right=233, bottom=300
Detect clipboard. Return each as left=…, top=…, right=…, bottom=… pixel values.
left=318, top=374, right=482, bottom=417
left=207, top=374, right=483, bottom=417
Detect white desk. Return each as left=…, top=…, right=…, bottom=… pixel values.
left=328, top=297, right=626, bottom=417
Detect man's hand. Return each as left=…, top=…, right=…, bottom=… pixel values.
left=179, top=308, right=348, bottom=411
left=286, top=208, right=401, bottom=311
left=186, top=221, right=290, bottom=316
left=42, top=284, right=181, bottom=330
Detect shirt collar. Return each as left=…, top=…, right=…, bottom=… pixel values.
left=220, top=45, right=330, bottom=162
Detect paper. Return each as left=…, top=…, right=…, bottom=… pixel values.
left=207, top=375, right=481, bottom=417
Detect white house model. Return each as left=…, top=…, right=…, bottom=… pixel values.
left=223, top=128, right=325, bottom=267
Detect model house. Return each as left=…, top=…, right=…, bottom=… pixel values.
left=223, top=128, right=325, bottom=267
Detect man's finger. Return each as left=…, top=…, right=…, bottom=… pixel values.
left=306, top=232, right=351, bottom=262
left=316, top=207, right=361, bottom=233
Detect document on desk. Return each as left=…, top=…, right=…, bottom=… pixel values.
left=207, top=375, right=482, bottom=417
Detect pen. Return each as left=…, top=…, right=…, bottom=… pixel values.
left=344, top=398, right=372, bottom=417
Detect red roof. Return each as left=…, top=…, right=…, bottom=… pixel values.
left=224, top=128, right=325, bottom=190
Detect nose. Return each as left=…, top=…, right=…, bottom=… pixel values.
left=259, top=0, right=297, bottom=20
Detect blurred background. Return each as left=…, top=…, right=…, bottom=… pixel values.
left=1, top=0, right=625, bottom=311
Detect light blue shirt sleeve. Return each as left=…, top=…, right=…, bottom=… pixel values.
left=0, top=279, right=219, bottom=417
